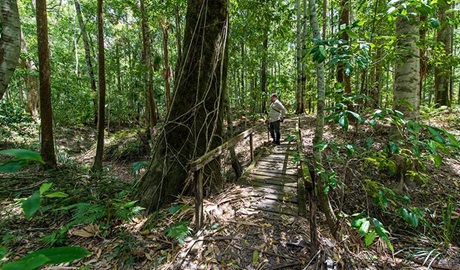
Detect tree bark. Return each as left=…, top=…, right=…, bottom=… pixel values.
left=20, top=30, right=40, bottom=116
left=337, top=0, right=351, bottom=95
left=138, top=0, right=228, bottom=212
left=74, top=0, right=98, bottom=124
left=434, top=1, right=452, bottom=107
left=140, top=0, right=157, bottom=132
left=394, top=8, right=420, bottom=120
left=92, top=0, right=106, bottom=172
left=36, top=0, right=57, bottom=168
left=160, top=17, right=172, bottom=114
left=0, top=0, right=21, bottom=99
left=309, top=0, right=337, bottom=237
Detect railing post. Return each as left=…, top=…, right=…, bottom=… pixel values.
left=195, top=168, right=204, bottom=231
left=250, top=132, right=254, bottom=162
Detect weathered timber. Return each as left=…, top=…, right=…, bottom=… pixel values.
left=190, top=125, right=260, bottom=172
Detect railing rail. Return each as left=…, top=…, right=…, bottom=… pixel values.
left=189, top=124, right=261, bottom=230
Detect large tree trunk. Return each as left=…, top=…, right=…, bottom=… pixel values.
left=36, top=0, right=56, bottom=168
left=434, top=1, right=452, bottom=107
left=74, top=0, right=98, bottom=124
left=394, top=8, right=420, bottom=120
left=92, top=0, right=106, bottom=172
left=138, top=0, right=228, bottom=212
left=309, top=0, right=337, bottom=237
left=0, top=0, right=21, bottom=99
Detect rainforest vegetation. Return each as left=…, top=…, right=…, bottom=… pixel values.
left=1, top=0, right=460, bottom=269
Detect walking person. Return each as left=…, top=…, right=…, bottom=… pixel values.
left=268, top=93, right=286, bottom=145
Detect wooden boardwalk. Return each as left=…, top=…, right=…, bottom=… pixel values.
left=239, top=139, right=302, bottom=217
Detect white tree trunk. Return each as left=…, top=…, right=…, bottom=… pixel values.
left=394, top=8, right=420, bottom=120
left=0, top=0, right=21, bottom=99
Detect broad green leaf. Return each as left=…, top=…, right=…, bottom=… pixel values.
left=427, top=127, right=445, bottom=144
left=430, top=18, right=440, bottom=28
left=338, top=114, right=349, bottom=131
left=44, top=192, right=68, bottom=198
left=434, top=154, right=443, bottom=167
left=22, top=191, right=41, bottom=219
left=389, top=142, right=399, bottom=154
left=0, top=149, right=45, bottom=164
left=345, top=29, right=359, bottom=39
left=359, top=220, right=370, bottom=236
left=0, top=246, right=7, bottom=260
left=314, top=141, right=328, bottom=151
left=2, top=254, right=50, bottom=270
left=364, top=231, right=376, bottom=247
left=21, top=246, right=91, bottom=264
left=347, top=111, right=365, bottom=122
left=0, top=160, right=26, bottom=173
left=351, top=217, right=367, bottom=228
left=40, top=183, right=53, bottom=195
left=444, top=131, right=460, bottom=148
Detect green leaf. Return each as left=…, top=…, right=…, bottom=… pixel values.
left=252, top=250, right=259, bottom=264
left=314, top=141, right=328, bottom=151
left=0, top=246, right=7, bottom=260
left=359, top=220, right=370, bottom=236
left=0, top=149, right=45, bottom=164
left=345, top=28, right=359, bottom=39
left=364, top=231, right=377, bottom=247
left=21, top=246, right=91, bottom=264
left=434, top=154, right=443, bottom=167
left=44, top=192, right=68, bottom=198
left=22, top=191, right=41, bottom=219
left=427, top=126, right=445, bottom=144
left=0, top=160, right=26, bottom=173
left=338, top=114, right=349, bottom=131
left=389, top=141, right=400, bottom=154
left=40, top=183, right=53, bottom=195
left=347, top=111, right=365, bottom=122
left=430, top=18, right=440, bottom=28
left=2, top=254, right=50, bottom=270
left=351, top=217, right=367, bottom=228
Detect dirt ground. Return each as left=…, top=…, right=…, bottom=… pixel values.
left=1, top=114, right=460, bottom=269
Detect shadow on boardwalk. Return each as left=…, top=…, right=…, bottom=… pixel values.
left=167, top=119, right=312, bottom=270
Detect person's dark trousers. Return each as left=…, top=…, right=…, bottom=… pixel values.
left=269, top=120, right=281, bottom=144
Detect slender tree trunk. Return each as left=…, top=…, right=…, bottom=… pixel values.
left=309, top=0, right=337, bottom=237
left=36, top=0, right=56, bottom=168
left=394, top=8, right=420, bottom=120
left=295, top=0, right=303, bottom=114
left=92, top=0, right=106, bottom=172
left=225, top=88, right=242, bottom=179
left=174, top=1, right=182, bottom=72
left=138, top=0, right=228, bottom=212
left=20, top=30, right=40, bottom=116
left=140, top=0, right=157, bottom=133
left=160, top=17, right=172, bottom=113
left=0, top=0, right=21, bottom=99
left=261, top=36, right=268, bottom=113
left=337, top=0, right=351, bottom=95
left=434, top=1, right=452, bottom=107
left=74, top=0, right=98, bottom=124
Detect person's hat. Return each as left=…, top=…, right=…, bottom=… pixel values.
left=270, top=93, right=278, bottom=98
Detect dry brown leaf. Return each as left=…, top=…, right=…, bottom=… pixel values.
left=69, top=224, right=100, bottom=238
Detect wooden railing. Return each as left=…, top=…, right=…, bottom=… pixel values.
left=189, top=124, right=261, bottom=230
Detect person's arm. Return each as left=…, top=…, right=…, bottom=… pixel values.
left=274, top=101, right=287, bottom=118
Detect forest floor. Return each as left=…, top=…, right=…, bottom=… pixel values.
left=1, top=111, right=460, bottom=269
